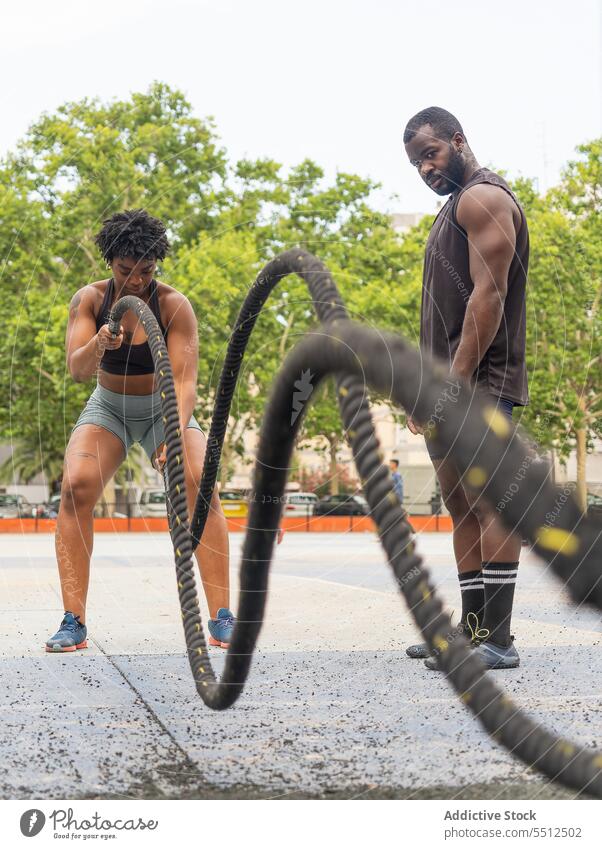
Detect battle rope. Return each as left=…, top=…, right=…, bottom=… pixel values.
left=189, top=249, right=413, bottom=550
left=109, top=253, right=602, bottom=798
left=252, top=322, right=602, bottom=797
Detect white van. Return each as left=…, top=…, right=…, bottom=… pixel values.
left=282, top=492, right=318, bottom=517
left=138, top=489, right=167, bottom=517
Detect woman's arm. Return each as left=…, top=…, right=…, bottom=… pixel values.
left=66, top=286, right=123, bottom=382
left=165, top=293, right=199, bottom=430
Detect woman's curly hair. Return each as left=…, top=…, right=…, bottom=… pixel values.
left=95, top=209, right=170, bottom=263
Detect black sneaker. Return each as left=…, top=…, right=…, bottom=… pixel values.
left=423, top=639, right=481, bottom=671
left=406, top=642, right=432, bottom=659
left=423, top=616, right=487, bottom=670
left=473, top=638, right=520, bottom=669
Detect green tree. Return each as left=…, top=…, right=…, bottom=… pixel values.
left=518, top=143, right=601, bottom=509
left=170, top=160, right=427, bottom=493
left=163, top=228, right=272, bottom=487
left=247, top=162, right=427, bottom=491
left=19, top=82, right=228, bottom=259
left=0, top=171, right=65, bottom=490
left=3, top=82, right=598, bottom=512
left=0, top=84, right=229, bottom=488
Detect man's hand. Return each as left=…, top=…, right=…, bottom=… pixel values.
left=277, top=527, right=284, bottom=545
left=407, top=416, right=424, bottom=436
left=96, top=323, right=124, bottom=354
left=449, top=361, right=474, bottom=383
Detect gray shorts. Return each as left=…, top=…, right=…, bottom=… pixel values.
left=73, top=384, right=203, bottom=461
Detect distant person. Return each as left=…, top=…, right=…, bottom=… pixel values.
left=403, top=107, right=529, bottom=670
left=389, top=458, right=404, bottom=505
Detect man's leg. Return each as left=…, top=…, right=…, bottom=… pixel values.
left=462, top=482, right=521, bottom=657
left=433, top=457, right=485, bottom=629
left=407, top=456, right=484, bottom=659
left=433, top=458, right=482, bottom=576
left=55, top=425, right=125, bottom=622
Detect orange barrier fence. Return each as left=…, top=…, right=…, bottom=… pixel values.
left=0, top=514, right=452, bottom=534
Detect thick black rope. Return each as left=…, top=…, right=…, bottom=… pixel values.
left=189, top=249, right=413, bottom=549
left=246, top=322, right=602, bottom=797
left=108, top=257, right=602, bottom=797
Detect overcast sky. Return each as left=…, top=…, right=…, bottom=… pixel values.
left=2, top=0, right=600, bottom=214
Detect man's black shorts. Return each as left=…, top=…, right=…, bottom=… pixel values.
left=425, top=395, right=514, bottom=461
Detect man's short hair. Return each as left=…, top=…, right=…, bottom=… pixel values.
left=403, top=107, right=465, bottom=145
left=390, top=458, right=399, bottom=468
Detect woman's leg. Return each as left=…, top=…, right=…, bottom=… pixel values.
left=180, top=427, right=230, bottom=617
left=55, top=425, right=125, bottom=622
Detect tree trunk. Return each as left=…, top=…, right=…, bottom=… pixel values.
left=101, top=478, right=116, bottom=518
left=575, top=426, right=587, bottom=513
left=548, top=448, right=556, bottom=484
left=329, top=437, right=339, bottom=495
left=220, top=438, right=231, bottom=489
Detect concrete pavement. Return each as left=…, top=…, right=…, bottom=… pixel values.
left=0, top=531, right=600, bottom=799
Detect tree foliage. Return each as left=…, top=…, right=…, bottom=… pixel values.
left=0, top=83, right=599, bottom=501
left=515, top=143, right=601, bottom=507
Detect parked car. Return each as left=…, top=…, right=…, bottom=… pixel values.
left=313, top=494, right=369, bottom=517
left=282, top=492, right=318, bottom=517
left=35, top=494, right=61, bottom=519
left=219, top=490, right=248, bottom=518
left=587, top=492, right=602, bottom=520
left=138, top=489, right=167, bottom=518
left=0, top=493, right=34, bottom=518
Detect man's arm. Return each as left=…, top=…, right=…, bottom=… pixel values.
left=451, top=184, right=518, bottom=381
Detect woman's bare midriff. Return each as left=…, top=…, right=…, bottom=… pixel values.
left=98, top=370, right=159, bottom=395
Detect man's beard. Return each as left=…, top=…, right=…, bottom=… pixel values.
left=433, top=147, right=466, bottom=194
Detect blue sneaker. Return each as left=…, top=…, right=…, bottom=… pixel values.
left=473, top=639, right=520, bottom=669
left=207, top=608, right=235, bottom=649
left=45, top=612, right=88, bottom=653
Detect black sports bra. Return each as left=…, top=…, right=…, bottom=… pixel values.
left=95, top=279, right=168, bottom=375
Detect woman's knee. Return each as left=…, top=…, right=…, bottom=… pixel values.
left=61, top=474, right=99, bottom=512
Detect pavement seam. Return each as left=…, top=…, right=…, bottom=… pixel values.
left=90, top=635, right=205, bottom=786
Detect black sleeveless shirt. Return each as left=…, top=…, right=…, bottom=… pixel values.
left=420, top=168, right=529, bottom=406
left=95, top=279, right=168, bottom=375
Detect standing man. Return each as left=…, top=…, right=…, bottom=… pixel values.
left=403, top=107, right=529, bottom=670
left=389, top=458, right=404, bottom=506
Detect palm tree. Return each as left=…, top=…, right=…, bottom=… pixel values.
left=0, top=441, right=64, bottom=494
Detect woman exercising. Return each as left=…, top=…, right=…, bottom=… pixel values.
left=46, top=210, right=234, bottom=652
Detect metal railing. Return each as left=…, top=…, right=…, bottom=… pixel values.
left=1, top=498, right=446, bottom=531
